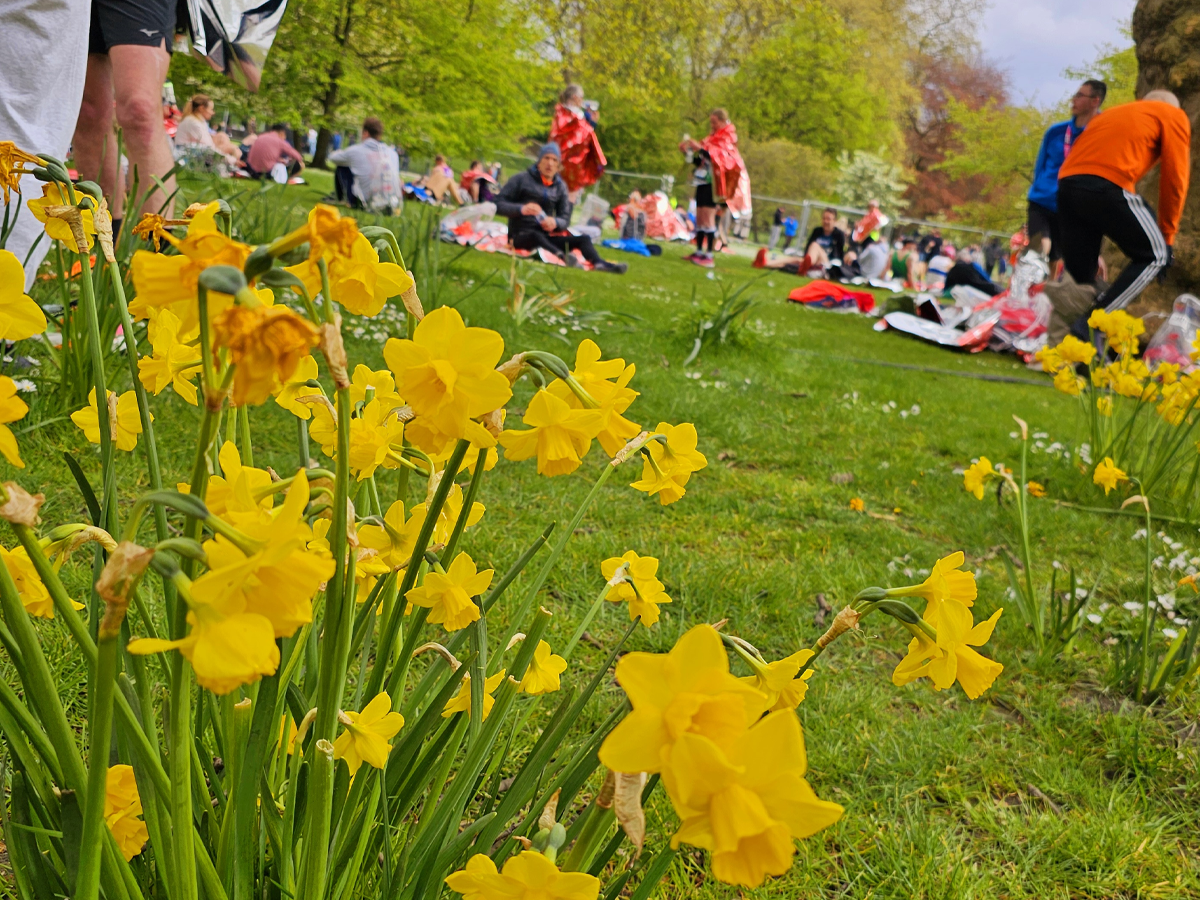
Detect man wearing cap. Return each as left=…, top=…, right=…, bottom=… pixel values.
left=495, top=143, right=627, bottom=273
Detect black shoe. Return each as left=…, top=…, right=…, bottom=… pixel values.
left=594, top=260, right=628, bottom=274
left=564, top=252, right=581, bottom=268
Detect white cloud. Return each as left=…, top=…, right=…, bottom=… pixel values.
left=981, top=0, right=1135, bottom=107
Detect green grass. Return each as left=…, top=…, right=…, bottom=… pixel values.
left=7, top=187, right=1199, bottom=899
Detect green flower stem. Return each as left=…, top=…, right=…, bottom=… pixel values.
left=1137, top=492, right=1154, bottom=701
left=443, top=456, right=485, bottom=561
left=75, top=629, right=120, bottom=900
left=561, top=801, right=610, bottom=872
left=561, top=582, right=613, bottom=661
left=239, top=405, right=253, bottom=467
left=297, top=415, right=310, bottom=471
left=302, top=382, right=353, bottom=900
left=367, top=439, right=469, bottom=700
left=76, top=248, right=117, bottom=531
left=1015, top=436, right=1041, bottom=648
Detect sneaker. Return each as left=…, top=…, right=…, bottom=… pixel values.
left=753, top=247, right=768, bottom=268
left=564, top=251, right=581, bottom=268
left=594, top=260, right=628, bottom=274
left=682, top=251, right=699, bottom=263
left=693, top=255, right=715, bottom=268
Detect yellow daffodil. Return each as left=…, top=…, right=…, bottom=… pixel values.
left=105, top=765, right=148, bottom=861
left=1097, top=396, right=1113, bottom=417
left=1026, top=481, right=1046, bottom=498
left=308, top=402, right=338, bottom=457
left=273, top=355, right=323, bottom=419
left=349, top=364, right=403, bottom=410
left=600, top=550, right=672, bottom=626
left=0, top=543, right=82, bottom=618
left=498, top=389, right=603, bottom=476
left=630, top=422, right=707, bottom=505
left=411, top=483, right=484, bottom=546
left=1155, top=362, right=1181, bottom=385
left=1055, top=334, right=1097, bottom=366
left=892, top=599, right=1004, bottom=699
left=405, top=552, right=493, bottom=631
left=962, top=457, right=995, bottom=500
left=333, top=692, right=405, bottom=775
left=446, top=851, right=600, bottom=900
left=884, top=551, right=977, bottom=621
left=129, top=476, right=334, bottom=694
left=0, top=142, right=41, bottom=203
left=545, top=339, right=641, bottom=456
left=442, top=669, right=506, bottom=720
left=740, top=649, right=815, bottom=711
left=187, top=441, right=273, bottom=520
left=358, top=501, right=424, bottom=570
left=1034, top=344, right=1063, bottom=374
left=345, top=398, right=405, bottom=481
left=519, top=640, right=567, bottom=695
left=71, top=388, right=146, bottom=452
left=307, top=518, right=390, bottom=599
left=289, top=233, right=412, bottom=317
left=1088, top=308, right=1144, bottom=356
left=383, top=306, right=511, bottom=448
left=430, top=438, right=497, bottom=475
left=213, top=304, right=320, bottom=406
left=287, top=203, right=361, bottom=262
left=27, top=182, right=95, bottom=249
left=0, top=249, right=47, bottom=341
left=1053, top=366, right=1085, bottom=396
left=1093, top=457, right=1128, bottom=495
left=138, top=308, right=201, bottom=405
left=1156, top=371, right=1200, bottom=425
left=598, top=624, right=767, bottom=774
left=0, top=375, right=30, bottom=467
left=663, top=710, right=844, bottom=888
left=129, top=202, right=252, bottom=329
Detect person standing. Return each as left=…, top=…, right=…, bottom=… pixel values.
left=679, top=109, right=745, bottom=267
left=1048, top=90, right=1191, bottom=341
left=549, top=84, right=607, bottom=204
left=768, top=207, right=784, bottom=251
left=72, top=0, right=178, bottom=227
left=1026, top=79, right=1106, bottom=260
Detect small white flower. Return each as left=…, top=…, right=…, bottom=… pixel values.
left=1132, top=529, right=1147, bottom=540
left=12, top=379, right=36, bottom=393
left=889, top=400, right=897, bottom=409
left=1098, top=602, right=1111, bottom=612
left=909, top=404, right=921, bottom=415
left=1087, top=613, right=1102, bottom=625
left=1163, top=628, right=1179, bottom=640
left=1009, top=431, right=1019, bottom=439
left=1123, top=601, right=1143, bottom=612
left=1033, top=431, right=1049, bottom=439
left=1075, top=588, right=1088, bottom=599
left=900, top=410, right=909, bottom=419
left=1157, top=593, right=1176, bottom=611
left=1052, top=560, right=1063, bottom=570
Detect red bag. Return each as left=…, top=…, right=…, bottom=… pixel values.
left=549, top=105, right=607, bottom=192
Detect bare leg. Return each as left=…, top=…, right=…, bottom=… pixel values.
left=1040, top=236, right=1051, bottom=256
left=109, top=43, right=175, bottom=218
left=72, top=54, right=119, bottom=205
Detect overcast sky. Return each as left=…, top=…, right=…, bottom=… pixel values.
left=981, top=0, right=1135, bottom=106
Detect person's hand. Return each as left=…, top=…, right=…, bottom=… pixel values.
left=540, top=216, right=557, bottom=232
left=1158, top=243, right=1174, bottom=282
left=520, top=202, right=542, bottom=216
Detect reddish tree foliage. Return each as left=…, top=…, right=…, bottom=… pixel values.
left=903, top=55, right=1010, bottom=219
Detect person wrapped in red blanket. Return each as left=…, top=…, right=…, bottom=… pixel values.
left=549, top=84, right=607, bottom=201
left=679, top=109, right=745, bottom=266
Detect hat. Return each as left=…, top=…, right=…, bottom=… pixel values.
left=539, top=142, right=561, bottom=160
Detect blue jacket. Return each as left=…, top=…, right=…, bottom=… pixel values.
left=1028, top=119, right=1085, bottom=211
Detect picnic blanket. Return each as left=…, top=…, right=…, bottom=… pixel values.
left=550, top=104, right=607, bottom=192
left=788, top=280, right=875, bottom=314
left=701, top=122, right=745, bottom=201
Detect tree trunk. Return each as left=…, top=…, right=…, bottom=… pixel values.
left=1131, top=0, right=1200, bottom=310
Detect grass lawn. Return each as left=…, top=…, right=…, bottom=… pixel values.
left=9, top=182, right=1199, bottom=899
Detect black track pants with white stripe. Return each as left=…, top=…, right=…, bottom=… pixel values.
left=1058, top=174, right=1170, bottom=312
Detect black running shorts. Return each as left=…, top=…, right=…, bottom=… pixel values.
left=1026, top=200, right=1061, bottom=261
left=89, top=0, right=177, bottom=53
left=695, top=183, right=716, bottom=209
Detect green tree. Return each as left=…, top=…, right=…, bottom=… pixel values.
left=834, top=149, right=908, bottom=212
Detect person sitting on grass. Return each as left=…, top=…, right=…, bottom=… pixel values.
left=459, top=160, right=497, bottom=203
left=245, top=123, right=304, bottom=183
left=754, top=207, right=848, bottom=276
left=944, top=246, right=1000, bottom=296
left=890, top=237, right=922, bottom=286
left=327, top=116, right=401, bottom=211
left=494, top=142, right=627, bottom=274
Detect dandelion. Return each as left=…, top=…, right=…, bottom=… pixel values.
left=405, top=552, right=494, bottom=631
left=105, top=765, right=148, bottom=861
left=1092, top=457, right=1128, bottom=495
left=446, top=851, right=599, bottom=900
left=0, top=249, right=47, bottom=341
left=442, top=670, right=506, bottom=720
left=518, top=641, right=567, bottom=695
left=849, top=497, right=864, bottom=512
left=71, top=388, right=147, bottom=452
left=333, top=692, right=405, bottom=775
left=600, top=550, right=672, bottom=626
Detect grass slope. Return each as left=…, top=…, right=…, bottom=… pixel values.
left=8, top=186, right=1198, bottom=899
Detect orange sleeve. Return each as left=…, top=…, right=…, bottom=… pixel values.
left=1157, top=109, right=1191, bottom=244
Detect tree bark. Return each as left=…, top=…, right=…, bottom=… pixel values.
left=1131, top=0, right=1200, bottom=309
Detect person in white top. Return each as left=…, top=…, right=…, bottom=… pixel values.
left=327, top=117, right=401, bottom=212
left=174, top=94, right=239, bottom=166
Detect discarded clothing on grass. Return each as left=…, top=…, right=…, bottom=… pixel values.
left=874, top=311, right=998, bottom=352
left=602, top=238, right=656, bottom=256
left=787, top=280, right=875, bottom=314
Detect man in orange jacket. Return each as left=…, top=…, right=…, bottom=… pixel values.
left=1050, top=90, right=1191, bottom=338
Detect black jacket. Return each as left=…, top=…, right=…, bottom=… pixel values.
left=495, top=165, right=571, bottom=236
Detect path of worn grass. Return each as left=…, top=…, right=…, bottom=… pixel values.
left=10, top=187, right=1198, bottom=899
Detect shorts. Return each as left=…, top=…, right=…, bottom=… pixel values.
left=89, top=0, right=177, bottom=54
left=1026, top=200, right=1061, bottom=260
left=694, top=183, right=716, bottom=210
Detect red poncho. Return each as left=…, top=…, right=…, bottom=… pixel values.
left=701, top=122, right=745, bottom=201
left=550, top=105, right=607, bottom=192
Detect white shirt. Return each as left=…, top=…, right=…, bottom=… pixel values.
left=328, top=138, right=401, bottom=209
